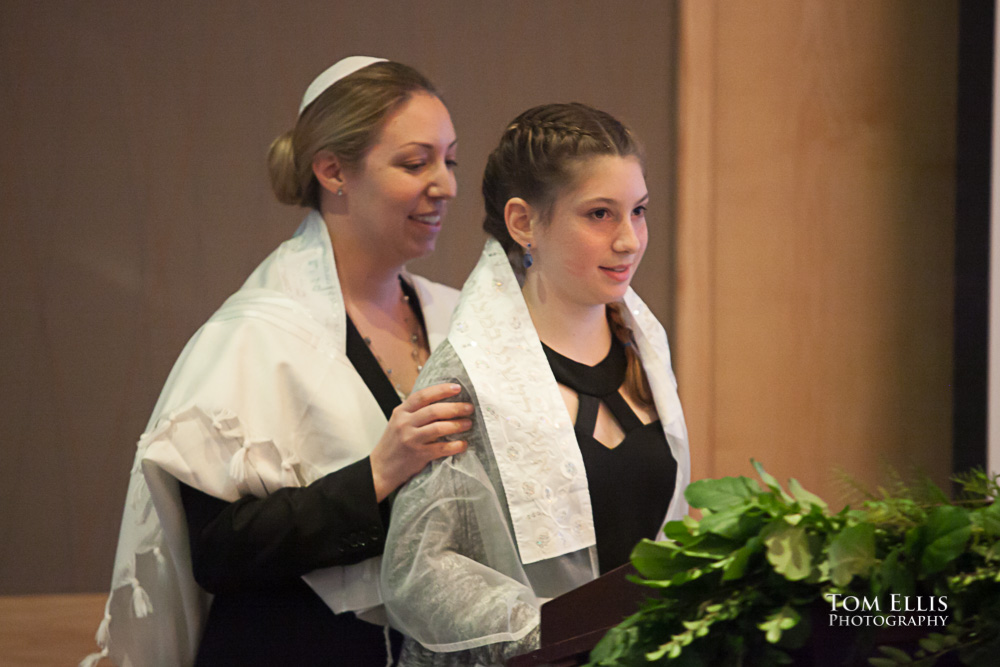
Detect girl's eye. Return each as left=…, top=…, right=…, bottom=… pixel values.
left=402, top=162, right=426, bottom=172
left=446, top=159, right=459, bottom=169
left=632, top=205, right=647, bottom=217
left=590, top=208, right=611, bottom=221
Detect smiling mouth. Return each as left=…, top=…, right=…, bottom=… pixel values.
left=410, top=213, right=442, bottom=226
left=600, top=265, right=633, bottom=281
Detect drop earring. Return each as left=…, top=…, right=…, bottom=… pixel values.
left=522, top=243, right=533, bottom=269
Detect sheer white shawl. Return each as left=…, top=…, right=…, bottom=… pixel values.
left=382, top=239, right=690, bottom=665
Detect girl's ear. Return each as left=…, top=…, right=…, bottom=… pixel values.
left=312, top=150, right=346, bottom=196
left=504, top=197, right=536, bottom=250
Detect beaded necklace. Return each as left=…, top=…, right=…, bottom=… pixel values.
left=350, top=284, right=427, bottom=399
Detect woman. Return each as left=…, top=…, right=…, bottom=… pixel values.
left=84, top=57, right=472, bottom=667
left=382, top=103, right=691, bottom=665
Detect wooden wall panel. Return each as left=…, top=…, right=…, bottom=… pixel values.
left=677, top=0, right=958, bottom=504
left=0, top=594, right=108, bottom=666
left=0, top=1, right=678, bottom=594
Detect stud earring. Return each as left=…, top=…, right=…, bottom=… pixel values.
left=522, top=243, right=533, bottom=269
left=336, top=187, right=344, bottom=196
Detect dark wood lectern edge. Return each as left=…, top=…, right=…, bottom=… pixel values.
left=540, top=564, right=643, bottom=645
left=506, top=564, right=649, bottom=667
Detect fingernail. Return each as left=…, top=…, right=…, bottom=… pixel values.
left=449, top=383, right=461, bottom=392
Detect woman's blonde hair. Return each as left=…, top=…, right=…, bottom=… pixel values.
left=481, top=103, right=653, bottom=408
left=268, top=61, right=439, bottom=210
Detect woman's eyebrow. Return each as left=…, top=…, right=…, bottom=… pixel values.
left=398, top=139, right=459, bottom=149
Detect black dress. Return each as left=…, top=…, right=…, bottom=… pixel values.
left=180, top=280, right=423, bottom=666
left=542, top=337, right=677, bottom=574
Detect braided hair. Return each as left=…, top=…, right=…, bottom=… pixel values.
left=481, top=103, right=653, bottom=408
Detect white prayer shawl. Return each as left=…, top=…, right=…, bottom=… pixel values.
left=83, top=211, right=459, bottom=667
left=382, top=239, right=690, bottom=662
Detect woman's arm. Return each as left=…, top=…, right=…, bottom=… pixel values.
left=383, top=455, right=541, bottom=665
left=180, top=456, right=388, bottom=594
left=179, top=380, right=472, bottom=595
left=382, top=342, right=541, bottom=665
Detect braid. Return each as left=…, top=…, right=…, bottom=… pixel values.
left=482, top=103, right=641, bottom=259
left=607, top=303, right=654, bottom=410
left=506, top=118, right=602, bottom=144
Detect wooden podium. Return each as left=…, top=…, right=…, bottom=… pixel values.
left=507, top=565, right=645, bottom=667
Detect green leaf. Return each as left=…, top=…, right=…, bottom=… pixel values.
left=588, top=622, right=632, bottom=663
left=645, top=644, right=669, bottom=661
left=920, top=505, right=972, bottom=575
left=867, top=659, right=898, bottom=667
left=630, top=543, right=717, bottom=589
left=723, top=536, right=763, bottom=581
left=757, top=605, right=801, bottom=644
left=630, top=539, right=687, bottom=580
left=685, top=475, right=759, bottom=511
left=828, top=523, right=877, bottom=587
left=764, top=524, right=813, bottom=580
left=676, top=533, right=746, bottom=560
left=918, top=635, right=942, bottom=653
left=873, top=548, right=915, bottom=599
left=875, top=645, right=913, bottom=662
left=697, top=506, right=745, bottom=538
left=971, top=500, right=1000, bottom=537
left=752, top=459, right=793, bottom=502
left=789, top=477, right=828, bottom=510
left=697, top=506, right=765, bottom=542
left=662, top=519, right=695, bottom=542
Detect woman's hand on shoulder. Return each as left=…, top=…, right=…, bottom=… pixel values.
left=370, top=383, right=472, bottom=502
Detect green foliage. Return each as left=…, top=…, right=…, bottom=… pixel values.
left=586, top=463, right=1000, bottom=667
left=828, top=523, right=876, bottom=587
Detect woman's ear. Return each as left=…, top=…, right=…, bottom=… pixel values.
left=504, top=197, right=535, bottom=250
left=312, top=150, right=346, bottom=196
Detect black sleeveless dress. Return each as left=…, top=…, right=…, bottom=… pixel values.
left=542, top=338, right=677, bottom=574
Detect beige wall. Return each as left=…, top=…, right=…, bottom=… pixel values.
left=676, top=0, right=958, bottom=504
left=0, top=1, right=678, bottom=593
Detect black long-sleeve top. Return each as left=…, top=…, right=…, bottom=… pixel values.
left=180, top=283, right=421, bottom=666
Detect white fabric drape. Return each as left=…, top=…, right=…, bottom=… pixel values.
left=382, top=239, right=689, bottom=665
left=84, top=212, right=458, bottom=667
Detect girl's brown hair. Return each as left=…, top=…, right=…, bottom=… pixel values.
left=481, top=102, right=653, bottom=408
left=268, top=61, right=440, bottom=210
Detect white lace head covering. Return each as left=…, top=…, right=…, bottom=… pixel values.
left=298, top=56, right=388, bottom=115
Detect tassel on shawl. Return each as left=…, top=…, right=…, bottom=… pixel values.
left=78, top=647, right=108, bottom=667
left=228, top=440, right=251, bottom=486
left=129, top=576, right=152, bottom=618
left=383, top=625, right=393, bottom=667
left=95, top=605, right=111, bottom=647
left=78, top=602, right=111, bottom=667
